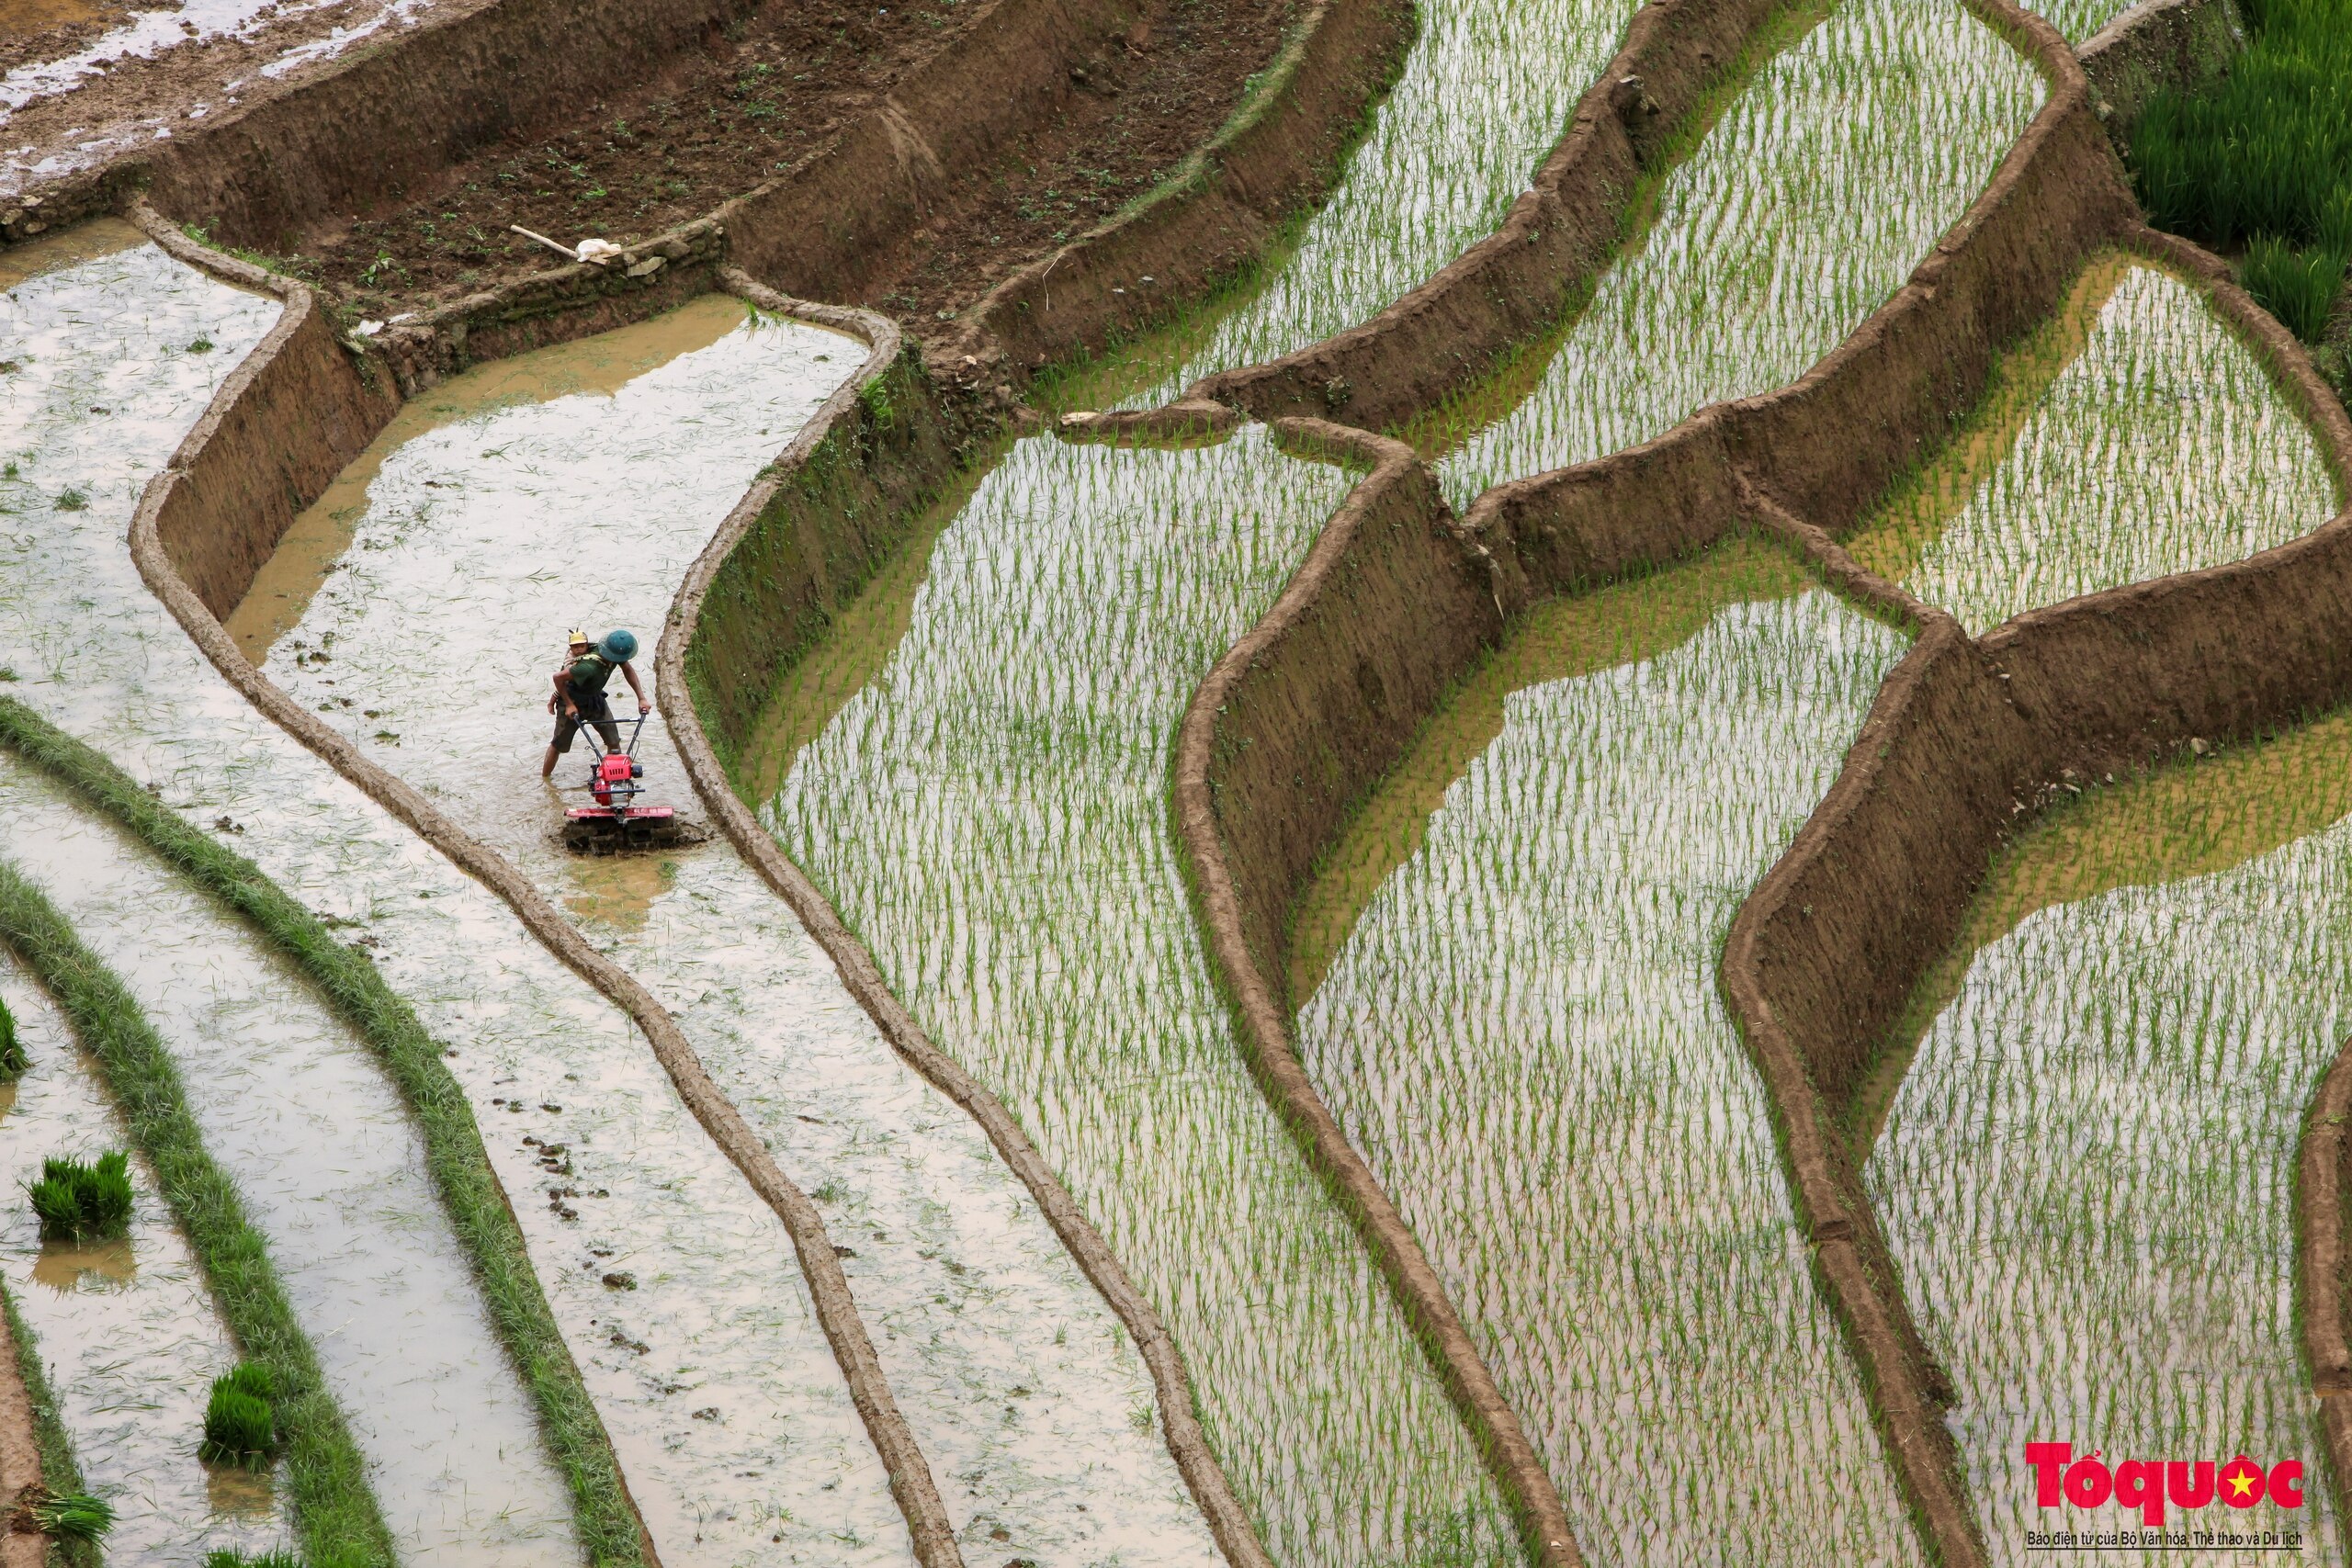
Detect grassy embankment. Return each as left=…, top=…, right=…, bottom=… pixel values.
left=0, top=698, right=648, bottom=1568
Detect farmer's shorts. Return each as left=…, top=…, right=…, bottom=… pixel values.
left=550, top=696, right=621, bottom=754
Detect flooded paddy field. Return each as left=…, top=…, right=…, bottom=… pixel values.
left=1860, top=702, right=2352, bottom=1565
left=0, top=958, right=279, bottom=1563
left=247, top=299, right=1227, bottom=1567
left=1844, top=247, right=2345, bottom=1564
left=0, top=749, right=575, bottom=1566
left=0, top=233, right=912, bottom=1563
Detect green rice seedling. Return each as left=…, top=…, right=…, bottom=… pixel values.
left=27, top=1150, right=131, bottom=1242
left=1120, top=0, right=1646, bottom=401
left=2240, top=234, right=2349, bottom=344
left=1295, top=584, right=1919, bottom=1565
left=26, top=1490, right=115, bottom=1542
left=201, top=1363, right=279, bottom=1468
left=2131, top=0, right=2352, bottom=334
left=772, top=427, right=1521, bottom=1565
left=1435, top=0, right=2040, bottom=498
left=1851, top=259, right=2340, bottom=631
left=205, top=1552, right=305, bottom=1568
left=0, top=992, right=24, bottom=1077
left=1864, top=718, right=2352, bottom=1558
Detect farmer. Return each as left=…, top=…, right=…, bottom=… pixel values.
left=542, top=626, right=651, bottom=779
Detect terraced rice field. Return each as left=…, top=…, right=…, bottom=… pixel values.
left=1434, top=0, right=2041, bottom=494
left=5, top=0, right=2349, bottom=1561
left=250, top=299, right=1223, bottom=1568
left=1, top=235, right=911, bottom=1565
left=1853, top=256, right=2338, bottom=629
left=767, top=427, right=1517, bottom=1566
left=1847, top=248, right=2346, bottom=1564
left=1298, top=587, right=1915, bottom=1566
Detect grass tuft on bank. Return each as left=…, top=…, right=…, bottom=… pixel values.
left=0, top=696, right=648, bottom=1568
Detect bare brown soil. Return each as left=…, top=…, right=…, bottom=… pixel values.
left=0, top=0, right=457, bottom=199
left=269, top=0, right=1297, bottom=328
left=0, top=0, right=143, bottom=75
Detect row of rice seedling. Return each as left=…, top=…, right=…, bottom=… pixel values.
left=0, top=686, right=655, bottom=1568
left=0, top=829, right=400, bottom=1567
left=0, top=961, right=278, bottom=1563
left=1433, top=0, right=2041, bottom=500
left=0, top=234, right=905, bottom=1564
left=768, top=425, right=1522, bottom=1566
left=0, top=750, right=574, bottom=1565
left=1864, top=718, right=2352, bottom=1562
left=253, top=298, right=1227, bottom=1565
left=1114, top=0, right=1644, bottom=403
left=2132, top=0, right=2352, bottom=344
left=1295, top=574, right=1920, bottom=1565
left=2018, top=0, right=2143, bottom=44
left=1849, top=256, right=2342, bottom=631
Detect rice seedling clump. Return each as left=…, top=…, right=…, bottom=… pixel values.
left=0, top=993, right=24, bottom=1078
left=200, top=1363, right=279, bottom=1469
left=1295, top=590, right=1918, bottom=1565
left=27, top=1151, right=131, bottom=1243
left=770, top=426, right=1519, bottom=1566
left=1437, top=0, right=2039, bottom=497
left=23, top=1489, right=115, bottom=1543
left=2132, top=0, right=2352, bottom=347
left=1874, top=265, right=2340, bottom=631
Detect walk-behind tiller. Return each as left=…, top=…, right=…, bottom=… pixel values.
left=560, top=713, right=689, bottom=853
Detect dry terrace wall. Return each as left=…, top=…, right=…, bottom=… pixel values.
left=932, top=0, right=1414, bottom=380
left=4, top=0, right=760, bottom=250
left=1169, top=15, right=2144, bottom=1565
left=2076, top=0, right=2246, bottom=141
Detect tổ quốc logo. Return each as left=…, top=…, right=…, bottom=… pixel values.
left=2024, top=1444, right=2307, bottom=1554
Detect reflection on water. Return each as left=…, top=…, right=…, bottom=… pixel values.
left=31, top=1233, right=135, bottom=1292
left=207, top=1458, right=281, bottom=1521
left=1297, top=592, right=1919, bottom=1566
left=1, top=231, right=911, bottom=1566
left=0, top=957, right=275, bottom=1563
left=257, top=296, right=1224, bottom=1564
left=773, top=425, right=1520, bottom=1566
left=562, top=850, right=684, bottom=932
left=0, top=214, right=141, bottom=292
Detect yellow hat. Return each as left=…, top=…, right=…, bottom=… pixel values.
left=567, top=627, right=592, bottom=648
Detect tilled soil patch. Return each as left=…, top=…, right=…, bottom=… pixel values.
left=266, top=0, right=1300, bottom=329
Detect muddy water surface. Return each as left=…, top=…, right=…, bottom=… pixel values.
left=254, top=300, right=1225, bottom=1566
left=1, top=233, right=911, bottom=1566
left=0, top=957, right=279, bottom=1563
